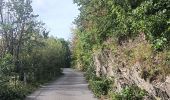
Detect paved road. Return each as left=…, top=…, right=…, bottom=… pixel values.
left=26, top=68, right=97, bottom=100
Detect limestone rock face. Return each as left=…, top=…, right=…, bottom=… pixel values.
left=93, top=51, right=170, bottom=100
left=93, top=50, right=114, bottom=77
left=113, top=62, right=170, bottom=100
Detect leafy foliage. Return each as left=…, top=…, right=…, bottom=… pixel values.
left=73, top=0, right=170, bottom=50
left=0, top=83, right=34, bottom=100
left=89, top=77, right=112, bottom=97
left=0, top=0, right=71, bottom=99
left=112, top=86, right=147, bottom=100
left=72, top=0, right=170, bottom=99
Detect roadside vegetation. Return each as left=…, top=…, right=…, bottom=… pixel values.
left=0, top=0, right=70, bottom=100
left=72, top=0, right=170, bottom=99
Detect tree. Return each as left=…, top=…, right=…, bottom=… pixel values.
left=0, top=0, right=71, bottom=99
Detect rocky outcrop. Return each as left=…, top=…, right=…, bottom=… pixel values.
left=92, top=34, right=170, bottom=100
left=93, top=51, right=170, bottom=100
left=93, top=50, right=114, bottom=77
left=113, top=61, right=170, bottom=100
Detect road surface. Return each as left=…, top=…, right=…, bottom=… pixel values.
left=26, top=68, right=97, bottom=100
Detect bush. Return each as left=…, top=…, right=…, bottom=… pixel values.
left=89, top=77, right=112, bottom=97
left=0, top=83, right=35, bottom=100
left=85, top=64, right=96, bottom=81
left=111, top=86, right=147, bottom=100
left=153, top=37, right=167, bottom=51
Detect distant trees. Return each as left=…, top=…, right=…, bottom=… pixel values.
left=30, top=38, right=71, bottom=83
left=0, top=0, right=71, bottom=100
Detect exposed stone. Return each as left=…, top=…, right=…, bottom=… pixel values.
left=93, top=50, right=114, bottom=77
left=93, top=51, right=170, bottom=99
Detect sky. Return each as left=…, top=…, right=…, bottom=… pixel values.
left=32, top=0, right=79, bottom=40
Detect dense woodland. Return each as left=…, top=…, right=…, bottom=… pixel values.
left=72, top=0, right=170, bottom=100
left=0, top=0, right=70, bottom=100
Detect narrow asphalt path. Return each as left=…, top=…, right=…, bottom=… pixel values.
left=26, top=68, right=97, bottom=100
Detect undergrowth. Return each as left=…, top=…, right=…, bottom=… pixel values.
left=0, top=82, right=36, bottom=100
left=110, top=86, right=147, bottom=100
left=89, top=77, right=112, bottom=98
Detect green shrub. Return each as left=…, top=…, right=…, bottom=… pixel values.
left=153, top=37, right=167, bottom=51
left=0, top=83, right=35, bottom=100
left=89, top=77, right=112, bottom=97
left=112, top=86, right=147, bottom=100
left=85, top=65, right=96, bottom=81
